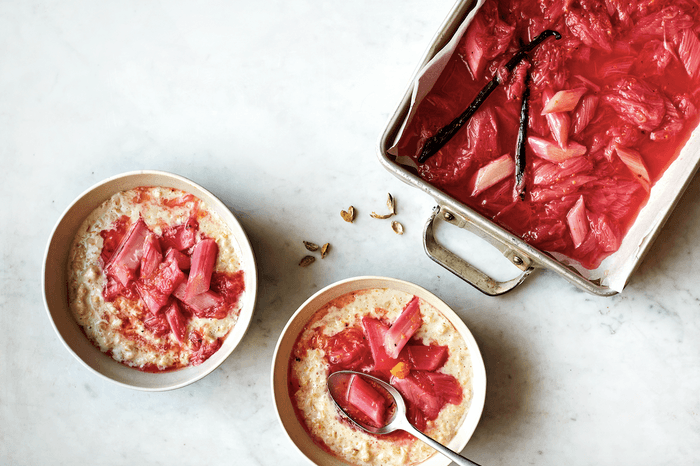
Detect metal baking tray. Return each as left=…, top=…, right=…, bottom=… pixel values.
left=377, top=0, right=700, bottom=296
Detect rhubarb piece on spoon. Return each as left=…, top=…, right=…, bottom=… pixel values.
left=347, top=374, right=389, bottom=428
left=327, top=371, right=481, bottom=466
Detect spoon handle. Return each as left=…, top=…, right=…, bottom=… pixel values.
left=403, top=423, right=482, bottom=466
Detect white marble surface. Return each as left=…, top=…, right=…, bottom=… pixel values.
left=2, top=1, right=700, bottom=465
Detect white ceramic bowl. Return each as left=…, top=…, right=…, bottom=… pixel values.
left=271, top=276, right=486, bottom=465
left=43, top=170, right=257, bottom=391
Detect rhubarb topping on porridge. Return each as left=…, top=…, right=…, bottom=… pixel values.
left=67, top=186, right=245, bottom=371
left=289, top=288, right=473, bottom=466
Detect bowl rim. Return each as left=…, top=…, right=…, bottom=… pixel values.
left=270, top=275, right=487, bottom=466
left=42, top=169, right=258, bottom=391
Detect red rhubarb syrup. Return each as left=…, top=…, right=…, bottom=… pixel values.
left=395, top=0, right=700, bottom=269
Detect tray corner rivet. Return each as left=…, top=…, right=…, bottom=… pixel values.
left=443, top=212, right=454, bottom=221
left=513, top=256, right=523, bottom=265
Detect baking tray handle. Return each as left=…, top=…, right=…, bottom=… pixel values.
left=423, top=206, right=534, bottom=296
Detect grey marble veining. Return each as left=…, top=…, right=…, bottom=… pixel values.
left=2, top=1, right=700, bottom=465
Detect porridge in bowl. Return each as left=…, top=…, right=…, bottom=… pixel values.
left=288, top=288, right=474, bottom=466
left=67, top=186, right=246, bottom=371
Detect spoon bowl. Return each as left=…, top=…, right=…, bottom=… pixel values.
left=327, top=371, right=482, bottom=466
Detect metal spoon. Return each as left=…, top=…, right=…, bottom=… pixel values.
left=327, top=370, right=482, bottom=466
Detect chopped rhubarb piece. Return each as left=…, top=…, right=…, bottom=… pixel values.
left=186, top=291, right=223, bottom=314
left=634, top=41, right=673, bottom=77
left=470, top=154, right=515, bottom=196
left=541, top=88, right=587, bottom=114
left=190, top=333, right=222, bottom=366
left=542, top=88, right=571, bottom=148
left=532, top=156, right=593, bottom=186
left=140, top=233, right=163, bottom=278
left=679, top=29, right=700, bottom=80
left=161, top=217, right=198, bottom=251
left=459, top=1, right=514, bottom=80
left=390, top=361, right=411, bottom=379
left=572, top=94, right=599, bottom=135
left=391, top=372, right=442, bottom=420
left=423, top=371, right=463, bottom=405
left=650, top=117, right=685, bottom=142
left=564, top=6, right=613, bottom=52
left=347, top=374, right=388, bottom=428
left=165, top=300, right=188, bottom=344
left=407, top=345, right=448, bottom=372
left=650, top=98, right=685, bottom=142
left=99, top=215, right=130, bottom=267
left=165, top=248, right=190, bottom=271
left=584, top=178, right=645, bottom=220
left=530, top=40, right=567, bottom=90
left=566, top=196, right=589, bottom=249
left=529, top=175, right=597, bottom=202
left=104, top=218, right=149, bottom=286
left=630, top=6, right=694, bottom=43
left=614, top=145, right=651, bottom=191
left=102, top=276, right=122, bottom=302
left=600, top=56, right=634, bottom=78
left=143, top=312, right=170, bottom=337
left=362, top=317, right=406, bottom=376
left=588, top=211, right=621, bottom=252
left=602, top=76, right=665, bottom=132
left=136, top=255, right=186, bottom=314
left=674, top=93, right=698, bottom=120
left=323, top=327, right=374, bottom=373
left=184, top=239, right=218, bottom=299
left=210, top=271, right=245, bottom=313
left=528, top=136, right=587, bottom=163
left=136, top=282, right=164, bottom=315
left=462, top=19, right=486, bottom=81
left=163, top=193, right=196, bottom=208
left=573, top=74, right=600, bottom=92
left=604, top=124, right=643, bottom=161
left=383, top=297, right=422, bottom=359
left=173, top=281, right=223, bottom=315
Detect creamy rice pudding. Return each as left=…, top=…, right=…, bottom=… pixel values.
left=289, top=288, right=473, bottom=466
left=67, top=186, right=245, bottom=371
